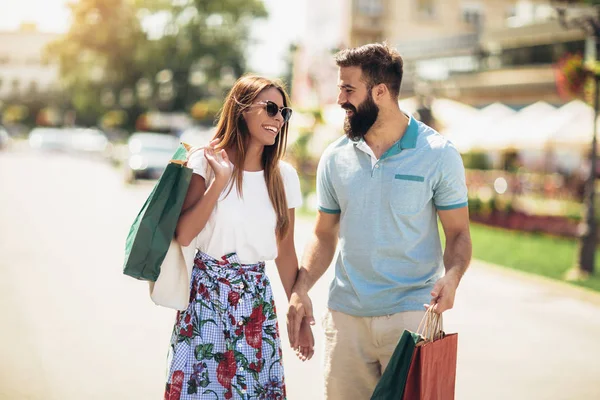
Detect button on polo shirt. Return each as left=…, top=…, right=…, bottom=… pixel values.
left=316, top=115, right=468, bottom=316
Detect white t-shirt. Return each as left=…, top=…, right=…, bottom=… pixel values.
left=187, top=150, right=303, bottom=264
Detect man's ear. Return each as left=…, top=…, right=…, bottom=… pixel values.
left=372, top=83, right=388, bottom=103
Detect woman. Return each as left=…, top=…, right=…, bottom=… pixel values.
left=164, top=75, right=314, bottom=400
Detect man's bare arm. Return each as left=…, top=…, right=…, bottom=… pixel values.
left=430, top=206, right=472, bottom=313
left=287, top=211, right=340, bottom=347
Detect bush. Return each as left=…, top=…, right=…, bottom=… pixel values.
left=462, top=151, right=491, bottom=170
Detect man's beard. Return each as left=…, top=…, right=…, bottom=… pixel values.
left=342, top=93, right=379, bottom=141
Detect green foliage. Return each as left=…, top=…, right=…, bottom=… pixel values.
left=556, top=0, right=600, bottom=5
left=461, top=151, right=491, bottom=170
left=46, top=0, right=267, bottom=127
left=470, top=222, right=600, bottom=292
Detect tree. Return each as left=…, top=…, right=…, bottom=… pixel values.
left=46, top=0, right=148, bottom=126
left=47, top=0, right=267, bottom=127
left=134, top=0, right=267, bottom=111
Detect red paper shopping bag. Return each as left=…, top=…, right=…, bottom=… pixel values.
left=402, top=309, right=458, bottom=400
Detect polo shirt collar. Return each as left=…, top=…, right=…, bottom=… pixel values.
left=353, top=114, right=419, bottom=159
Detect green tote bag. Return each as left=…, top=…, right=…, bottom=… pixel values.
left=123, top=143, right=193, bottom=281
left=370, top=330, right=423, bottom=400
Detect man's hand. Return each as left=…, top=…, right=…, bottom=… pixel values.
left=294, top=317, right=315, bottom=361
left=287, top=290, right=315, bottom=349
left=426, top=272, right=460, bottom=314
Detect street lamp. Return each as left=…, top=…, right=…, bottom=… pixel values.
left=555, top=3, right=600, bottom=278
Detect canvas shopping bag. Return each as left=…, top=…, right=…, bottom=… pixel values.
left=148, top=237, right=197, bottom=310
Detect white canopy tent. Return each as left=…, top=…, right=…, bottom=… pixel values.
left=398, top=97, right=478, bottom=131
left=481, top=101, right=558, bottom=151
left=540, top=100, right=600, bottom=150
left=442, top=102, right=516, bottom=152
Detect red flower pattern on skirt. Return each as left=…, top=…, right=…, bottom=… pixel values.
left=164, top=252, right=285, bottom=399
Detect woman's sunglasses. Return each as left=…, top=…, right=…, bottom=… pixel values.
left=257, top=100, right=293, bottom=123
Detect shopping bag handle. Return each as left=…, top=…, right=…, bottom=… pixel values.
left=170, top=142, right=215, bottom=184
left=169, top=142, right=204, bottom=166
left=416, top=306, right=444, bottom=342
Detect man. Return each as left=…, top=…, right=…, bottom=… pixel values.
left=287, top=43, right=472, bottom=399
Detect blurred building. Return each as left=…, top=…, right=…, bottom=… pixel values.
left=291, top=0, right=346, bottom=108
left=293, top=0, right=586, bottom=109
left=0, top=23, right=59, bottom=100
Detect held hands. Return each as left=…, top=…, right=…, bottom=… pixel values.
left=287, top=290, right=315, bottom=361
left=294, top=317, right=315, bottom=361
left=204, top=138, right=232, bottom=186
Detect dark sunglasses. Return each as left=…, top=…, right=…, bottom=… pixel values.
left=257, top=100, right=293, bottom=123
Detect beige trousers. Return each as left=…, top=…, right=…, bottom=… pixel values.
left=322, top=308, right=426, bottom=400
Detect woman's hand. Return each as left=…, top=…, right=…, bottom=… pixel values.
left=204, top=138, right=232, bottom=186
left=294, top=317, right=315, bottom=361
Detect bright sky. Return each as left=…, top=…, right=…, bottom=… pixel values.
left=0, top=0, right=306, bottom=77
left=0, top=0, right=71, bottom=32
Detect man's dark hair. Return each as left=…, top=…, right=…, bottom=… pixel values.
left=334, top=42, right=404, bottom=99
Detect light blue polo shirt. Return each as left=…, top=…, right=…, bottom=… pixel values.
left=317, top=115, right=468, bottom=317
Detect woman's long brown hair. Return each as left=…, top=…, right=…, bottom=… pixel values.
left=212, top=74, right=291, bottom=240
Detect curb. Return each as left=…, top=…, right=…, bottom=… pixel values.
left=473, top=259, right=600, bottom=307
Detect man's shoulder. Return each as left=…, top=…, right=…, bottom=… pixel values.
left=415, top=121, right=458, bottom=155
left=321, top=135, right=353, bottom=161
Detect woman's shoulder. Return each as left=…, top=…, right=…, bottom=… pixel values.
left=278, top=160, right=301, bottom=182
left=278, top=160, right=298, bottom=175
left=187, top=147, right=208, bottom=176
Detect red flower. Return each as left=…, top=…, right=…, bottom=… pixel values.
left=164, top=370, right=184, bottom=400
left=184, top=314, right=191, bottom=324
left=244, top=304, right=266, bottom=350
left=198, top=283, right=210, bottom=300
left=180, top=325, right=193, bottom=338
left=249, top=360, right=263, bottom=373
left=189, top=280, right=198, bottom=302
left=228, top=291, right=241, bottom=308
left=218, top=277, right=231, bottom=286
left=194, top=259, right=207, bottom=270
left=216, top=350, right=237, bottom=392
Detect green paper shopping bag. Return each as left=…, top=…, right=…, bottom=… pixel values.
left=122, top=143, right=193, bottom=281
left=370, top=330, right=423, bottom=399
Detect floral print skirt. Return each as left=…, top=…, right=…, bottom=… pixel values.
left=164, top=251, right=286, bottom=400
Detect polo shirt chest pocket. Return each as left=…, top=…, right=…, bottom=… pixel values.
left=389, top=174, right=427, bottom=214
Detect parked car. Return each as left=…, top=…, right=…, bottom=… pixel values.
left=69, top=127, right=110, bottom=158
left=124, top=132, right=180, bottom=183
left=28, top=127, right=72, bottom=152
